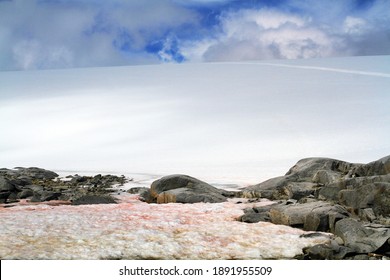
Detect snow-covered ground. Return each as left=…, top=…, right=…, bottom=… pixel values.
left=1, top=55, right=389, bottom=184
left=0, top=195, right=331, bottom=260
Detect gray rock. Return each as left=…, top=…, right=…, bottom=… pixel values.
left=359, top=208, right=376, bottom=222
left=372, top=183, right=390, bottom=217
left=72, top=195, right=117, bottom=205
left=244, top=158, right=354, bottom=200
left=239, top=212, right=271, bottom=223
left=339, top=182, right=390, bottom=216
left=0, top=176, right=15, bottom=192
left=269, top=201, right=349, bottom=231
left=318, top=184, right=343, bottom=201
left=304, top=204, right=349, bottom=232
left=149, top=174, right=233, bottom=204
left=30, top=190, right=61, bottom=202
left=350, top=155, right=390, bottom=177
left=17, top=189, right=34, bottom=199
left=14, top=167, right=58, bottom=180
left=334, top=218, right=390, bottom=253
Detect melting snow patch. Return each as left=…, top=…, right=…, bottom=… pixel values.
left=0, top=196, right=331, bottom=260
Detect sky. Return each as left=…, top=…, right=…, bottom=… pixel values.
left=1, top=0, right=390, bottom=70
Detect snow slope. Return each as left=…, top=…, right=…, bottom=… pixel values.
left=1, top=55, right=389, bottom=184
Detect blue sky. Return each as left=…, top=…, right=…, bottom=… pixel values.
left=1, top=0, right=390, bottom=70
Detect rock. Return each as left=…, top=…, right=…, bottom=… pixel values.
left=242, top=176, right=290, bottom=200
left=71, top=194, right=117, bottom=205
left=303, top=243, right=333, bottom=260
left=269, top=201, right=349, bottom=231
left=304, top=204, right=349, bottom=232
left=9, top=176, right=32, bottom=187
left=372, top=183, right=390, bottom=217
left=350, top=155, right=390, bottom=177
left=318, top=184, right=343, bottom=201
left=303, top=242, right=355, bottom=260
left=127, top=187, right=149, bottom=194
left=0, top=176, right=16, bottom=203
left=359, top=208, right=376, bottom=222
left=149, top=174, right=233, bottom=204
left=339, top=182, right=390, bottom=216
left=25, top=185, right=44, bottom=193
left=30, top=190, right=61, bottom=202
left=14, top=167, right=58, bottom=180
left=0, top=176, right=15, bottom=192
left=244, top=157, right=354, bottom=200
left=334, top=218, right=390, bottom=253
left=239, top=212, right=271, bottom=223
left=17, top=189, right=34, bottom=199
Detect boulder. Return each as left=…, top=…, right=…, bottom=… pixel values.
left=0, top=176, right=15, bottom=192
left=243, top=157, right=354, bottom=200
left=148, top=174, right=234, bottom=204
left=303, top=242, right=354, bottom=260
left=30, top=190, right=61, bottom=202
left=238, top=205, right=273, bottom=223
left=269, top=201, right=349, bottom=231
left=339, top=182, right=390, bottom=216
left=71, top=194, right=117, bottom=205
left=334, top=218, right=390, bottom=254
left=0, top=176, right=15, bottom=203
left=13, top=167, right=58, bottom=180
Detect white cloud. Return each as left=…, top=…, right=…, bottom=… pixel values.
left=180, top=0, right=390, bottom=62
left=343, top=16, right=368, bottom=35
left=0, top=0, right=197, bottom=70
left=182, top=8, right=340, bottom=61
left=13, top=40, right=74, bottom=70
left=1, top=0, right=390, bottom=69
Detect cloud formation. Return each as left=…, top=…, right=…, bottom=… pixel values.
left=0, top=0, right=390, bottom=70
left=181, top=1, right=390, bottom=61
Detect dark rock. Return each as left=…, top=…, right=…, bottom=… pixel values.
left=0, top=176, right=15, bottom=192
left=269, top=201, right=349, bottom=231
left=40, top=191, right=61, bottom=202
left=350, top=155, right=390, bottom=177
left=128, top=187, right=149, bottom=194
left=304, top=204, right=349, bottom=232
left=17, top=189, right=34, bottom=199
left=25, top=185, right=44, bottom=193
left=9, top=176, right=32, bottom=187
left=148, top=174, right=233, bottom=204
left=334, top=218, right=390, bottom=253
left=318, top=184, right=343, bottom=201
left=72, top=195, right=117, bottom=205
left=0, top=191, right=12, bottom=203
left=243, top=157, right=354, bottom=200
left=14, top=167, right=58, bottom=180
left=339, top=182, right=390, bottom=216
left=303, top=243, right=336, bottom=260
left=239, top=212, right=271, bottom=223
left=30, top=190, right=61, bottom=202
left=90, top=174, right=102, bottom=184
left=303, top=242, right=354, bottom=260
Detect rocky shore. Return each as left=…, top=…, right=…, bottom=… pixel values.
left=0, top=167, right=128, bottom=205
left=1, top=155, right=389, bottom=260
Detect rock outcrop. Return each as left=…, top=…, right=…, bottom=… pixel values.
left=240, top=155, right=390, bottom=259
left=143, top=174, right=236, bottom=203
left=0, top=168, right=129, bottom=205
